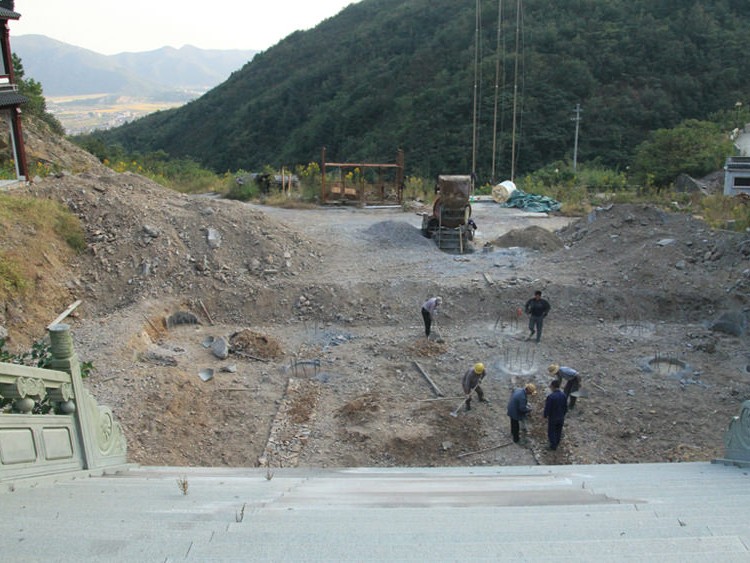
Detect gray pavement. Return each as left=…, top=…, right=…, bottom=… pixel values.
left=1, top=462, right=749, bottom=561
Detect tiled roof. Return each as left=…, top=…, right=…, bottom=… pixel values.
left=0, top=7, right=20, bottom=20
left=0, top=90, right=27, bottom=107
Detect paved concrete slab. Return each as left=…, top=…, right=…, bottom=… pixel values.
left=1, top=462, right=748, bottom=561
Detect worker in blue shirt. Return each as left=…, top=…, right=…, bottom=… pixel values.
left=548, top=364, right=581, bottom=409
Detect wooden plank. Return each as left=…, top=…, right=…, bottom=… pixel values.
left=47, top=299, right=82, bottom=329
left=413, top=361, right=444, bottom=397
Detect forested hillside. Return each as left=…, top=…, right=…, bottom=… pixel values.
left=84, top=0, right=750, bottom=182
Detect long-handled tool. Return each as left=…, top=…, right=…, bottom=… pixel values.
left=449, top=382, right=481, bottom=417
left=449, top=396, right=470, bottom=418
left=432, top=318, right=445, bottom=343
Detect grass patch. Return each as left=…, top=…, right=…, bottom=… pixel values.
left=0, top=194, right=85, bottom=248
left=0, top=193, right=85, bottom=301
left=261, top=192, right=318, bottom=209
left=0, top=256, right=27, bottom=296
left=697, top=194, right=750, bottom=231
left=54, top=212, right=86, bottom=252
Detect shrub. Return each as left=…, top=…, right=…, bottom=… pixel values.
left=226, top=178, right=259, bottom=201
left=698, top=194, right=750, bottom=232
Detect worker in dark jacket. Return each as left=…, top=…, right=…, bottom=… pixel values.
left=525, top=290, right=551, bottom=343
left=461, top=362, right=488, bottom=411
left=506, top=383, right=536, bottom=443
left=543, top=379, right=568, bottom=450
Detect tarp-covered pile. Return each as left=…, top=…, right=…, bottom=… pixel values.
left=500, top=189, right=561, bottom=213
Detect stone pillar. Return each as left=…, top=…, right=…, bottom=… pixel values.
left=48, top=323, right=96, bottom=469
left=47, top=323, right=127, bottom=469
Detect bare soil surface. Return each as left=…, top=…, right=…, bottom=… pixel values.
left=6, top=168, right=750, bottom=469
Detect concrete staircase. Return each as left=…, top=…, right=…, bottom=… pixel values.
left=2, top=462, right=749, bottom=561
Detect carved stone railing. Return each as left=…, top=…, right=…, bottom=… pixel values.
left=713, top=399, right=750, bottom=467
left=0, top=324, right=127, bottom=481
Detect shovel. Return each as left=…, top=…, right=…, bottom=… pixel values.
left=449, top=382, right=481, bottom=417
left=449, top=396, right=469, bottom=417
left=432, top=319, right=445, bottom=343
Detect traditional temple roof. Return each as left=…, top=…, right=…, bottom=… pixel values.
left=0, top=8, right=19, bottom=20
left=0, top=0, right=19, bottom=20
left=0, top=90, right=27, bottom=107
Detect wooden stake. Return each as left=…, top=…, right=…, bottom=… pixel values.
left=413, top=361, right=444, bottom=397
left=142, top=314, right=161, bottom=334
left=199, top=299, right=214, bottom=325
left=457, top=441, right=513, bottom=458
left=234, top=350, right=269, bottom=363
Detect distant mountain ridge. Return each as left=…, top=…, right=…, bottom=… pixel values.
left=12, top=35, right=257, bottom=98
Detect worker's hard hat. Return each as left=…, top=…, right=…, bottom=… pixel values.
left=474, top=362, right=485, bottom=374
left=525, top=383, right=537, bottom=395
left=548, top=364, right=560, bottom=375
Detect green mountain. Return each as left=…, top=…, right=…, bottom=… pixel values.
left=85, top=0, right=750, bottom=182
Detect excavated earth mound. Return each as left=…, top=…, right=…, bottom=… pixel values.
left=492, top=225, right=565, bottom=252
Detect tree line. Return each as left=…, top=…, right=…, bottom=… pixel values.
left=75, top=0, right=750, bottom=187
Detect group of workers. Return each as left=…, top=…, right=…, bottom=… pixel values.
left=421, top=291, right=581, bottom=451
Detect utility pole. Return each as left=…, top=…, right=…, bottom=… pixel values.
left=510, top=0, right=521, bottom=182
left=471, top=0, right=481, bottom=182
left=572, top=103, right=582, bottom=172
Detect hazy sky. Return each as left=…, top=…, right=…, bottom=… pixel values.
left=11, top=0, right=358, bottom=55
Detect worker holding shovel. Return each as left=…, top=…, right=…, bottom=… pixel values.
left=507, top=383, right=537, bottom=444
left=421, top=296, right=442, bottom=339
left=461, top=362, right=489, bottom=412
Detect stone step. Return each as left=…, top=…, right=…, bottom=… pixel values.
left=11, top=509, right=748, bottom=537
left=2, top=534, right=196, bottom=562
left=184, top=535, right=749, bottom=561
left=225, top=522, right=715, bottom=542
left=3, top=463, right=749, bottom=562
left=8, top=518, right=748, bottom=563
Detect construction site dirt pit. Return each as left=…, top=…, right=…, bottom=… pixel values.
left=8, top=172, right=750, bottom=469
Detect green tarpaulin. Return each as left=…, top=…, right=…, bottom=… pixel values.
left=500, top=189, right=561, bottom=213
